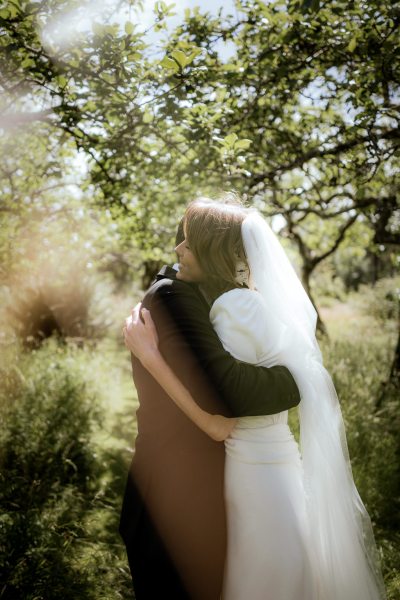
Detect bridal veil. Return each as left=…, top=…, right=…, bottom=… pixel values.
left=241, top=211, right=386, bottom=600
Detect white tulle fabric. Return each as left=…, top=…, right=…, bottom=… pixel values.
left=233, top=211, right=387, bottom=600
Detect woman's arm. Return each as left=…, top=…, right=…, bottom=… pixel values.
left=124, top=304, right=237, bottom=442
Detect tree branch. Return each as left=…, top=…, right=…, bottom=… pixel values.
left=249, top=129, right=400, bottom=186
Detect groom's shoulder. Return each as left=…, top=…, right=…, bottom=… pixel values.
left=149, top=276, right=190, bottom=297
left=143, top=267, right=200, bottom=306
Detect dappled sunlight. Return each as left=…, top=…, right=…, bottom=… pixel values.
left=1, top=0, right=399, bottom=597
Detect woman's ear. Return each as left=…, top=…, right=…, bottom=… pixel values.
left=234, top=258, right=250, bottom=287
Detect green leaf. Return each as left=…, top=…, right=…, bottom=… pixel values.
left=187, top=47, right=202, bottom=64
left=216, top=88, right=227, bottom=102
left=125, top=21, right=134, bottom=35
left=160, top=56, right=179, bottom=72
left=0, top=9, right=10, bottom=19
left=347, top=36, right=357, bottom=53
left=57, top=75, right=68, bottom=88
left=155, top=1, right=167, bottom=15
left=301, top=0, right=320, bottom=13
left=9, top=4, right=19, bottom=18
left=21, top=57, right=35, bottom=68
left=142, top=110, right=154, bottom=123
left=102, top=73, right=115, bottom=84
left=85, top=101, right=97, bottom=112
left=104, top=24, right=119, bottom=37
left=224, top=133, right=239, bottom=146
left=186, top=148, right=197, bottom=160
left=234, top=139, right=252, bottom=150
left=170, top=50, right=188, bottom=68
left=223, top=63, right=237, bottom=71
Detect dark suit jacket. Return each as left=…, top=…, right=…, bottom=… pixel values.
left=120, top=266, right=300, bottom=599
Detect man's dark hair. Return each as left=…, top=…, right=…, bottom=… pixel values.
left=175, top=218, right=185, bottom=246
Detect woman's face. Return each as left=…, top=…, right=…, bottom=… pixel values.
left=175, top=239, right=205, bottom=283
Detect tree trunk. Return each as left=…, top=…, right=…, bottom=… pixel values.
left=389, top=325, right=400, bottom=386
left=285, top=222, right=328, bottom=337
left=301, top=264, right=327, bottom=336
left=375, top=321, right=400, bottom=410
left=371, top=252, right=379, bottom=286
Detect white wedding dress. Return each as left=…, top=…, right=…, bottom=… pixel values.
left=205, top=211, right=385, bottom=600
left=210, top=288, right=319, bottom=600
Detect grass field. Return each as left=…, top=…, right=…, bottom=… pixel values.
left=0, top=281, right=398, bottom=599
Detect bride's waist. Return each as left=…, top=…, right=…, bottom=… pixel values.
left=234, top=411, right=288, bottom=430
left=225, top=421, right=299, bottom=463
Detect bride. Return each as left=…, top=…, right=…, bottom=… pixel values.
left=124, top=196, right=386, bottom=599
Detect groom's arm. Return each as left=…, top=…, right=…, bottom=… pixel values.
left=147, top=278, right=300, bottom=418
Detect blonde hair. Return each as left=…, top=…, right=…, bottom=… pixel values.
left=183, top=195, right=249, bottom=301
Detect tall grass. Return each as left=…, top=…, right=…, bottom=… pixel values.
left=0, top=278, right=398, bottom=598
left=319, top=280, right=400, bottom=599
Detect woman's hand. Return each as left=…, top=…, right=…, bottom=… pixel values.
left=205, top=415, right=237, bottom=442
left=123, top=303, right=160, bottom=368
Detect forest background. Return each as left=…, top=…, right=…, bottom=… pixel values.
left=0, top=0, right=399, bottom=598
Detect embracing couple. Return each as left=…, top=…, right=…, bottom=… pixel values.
left=119, top=196, right=386, bottom=600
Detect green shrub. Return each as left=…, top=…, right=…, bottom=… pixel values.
left=312, top=262, right=347, bottom=306
left=0, top=343, right=98, bottom=598
left=351, top=277, right=400, bottom=324
left=0, top=341, right=133, bottom=600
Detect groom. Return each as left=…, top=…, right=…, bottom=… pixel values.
left=120, top=230, right=301, bottom=600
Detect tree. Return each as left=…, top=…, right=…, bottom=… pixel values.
left=151, top=0, right=399, bottom=326
left=1, top=0, right=399, bottom=304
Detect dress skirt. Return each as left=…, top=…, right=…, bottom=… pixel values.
left=222, top=422, right=318, bottom=600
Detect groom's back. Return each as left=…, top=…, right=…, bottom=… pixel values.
left=120, top=269, right=227, bottom=600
